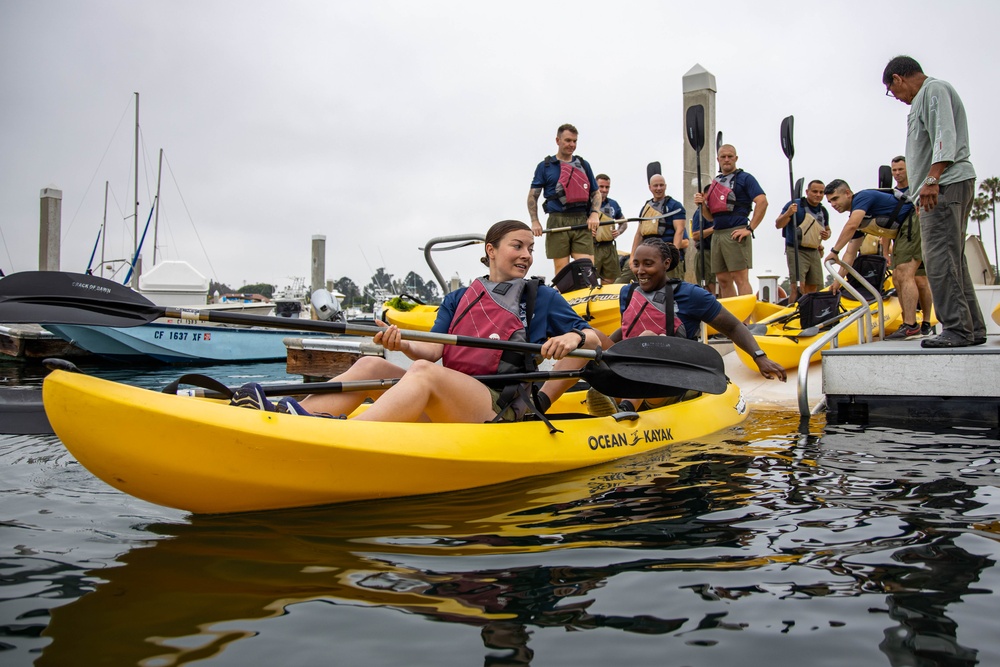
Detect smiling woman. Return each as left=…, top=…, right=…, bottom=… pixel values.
left=257, top=220, right=602, bottom=424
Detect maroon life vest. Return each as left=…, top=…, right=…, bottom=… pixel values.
left=548, top=156, right=591, bottom=207
left=705, top=169, right=742, bottom=215
left=621, top=283, right=683, bottom=339
left=442, top=278, right=533, bottom=376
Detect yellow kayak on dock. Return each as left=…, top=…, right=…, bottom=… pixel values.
left=384, top=287, right=758, bottom=337
left=43, top=370, right=748, bottom=515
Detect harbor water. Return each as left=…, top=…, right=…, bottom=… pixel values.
left=2, top=360, right=999, bottom=666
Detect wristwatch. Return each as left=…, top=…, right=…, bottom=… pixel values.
left=923, top=176, right=939, bottom=186
left=573, top=329, right=587, bottom=349
left=752, top=349, right=767, bottom=359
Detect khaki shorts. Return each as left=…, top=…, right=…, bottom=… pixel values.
left=694, top=247, right=715, bottom=285
left=785, top=246, right=824, bottom=287
left=593, top=242, right=621, bottom=282
left=545, top=211, right=594, bottom=259
left=711, top=228, right=753, bottom=273
left=488, top=385, right=522, bottom=423
left=892, top=214, right=925, bottom=275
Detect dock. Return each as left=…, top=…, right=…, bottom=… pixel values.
left=0, top=323, right=89, bottom=361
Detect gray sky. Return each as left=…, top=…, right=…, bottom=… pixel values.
left=2, top=0, right=999, bottom=295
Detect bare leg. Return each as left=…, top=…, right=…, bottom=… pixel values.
left=298, top=356, right=408, bottom=417
left=916, top=274, right=934, bottom=324
left=894, top=259, right=919, bottom=324
left=354, top=360, right=497, bottom=423
left=552, top=256, right=570, bottom=274
left=716, top=271, right=737, bottom=298
left=732, top=269, right=753, bottom=296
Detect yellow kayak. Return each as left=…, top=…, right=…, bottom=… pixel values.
left=734, top=293, right=905, bottom=371
left=384, top=288, right=757, bottom=337
left=43, top=370, right=748, bottom=514
left=993, top=301, right=1000, bottom=327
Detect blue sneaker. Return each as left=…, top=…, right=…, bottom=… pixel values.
left=230, top=382, right=276, bottom=411
left=276, top=397, right=312, bottom=416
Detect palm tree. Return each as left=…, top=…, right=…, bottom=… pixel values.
left=970, top=194, right=989, bottom=237
left=979, top=177, right=1000, bottom=283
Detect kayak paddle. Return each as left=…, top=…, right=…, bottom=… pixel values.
left=0, top=271, right=728, bottom=396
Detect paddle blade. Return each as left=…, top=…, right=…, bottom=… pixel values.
left=0, top=271, right=164, bottom=326
left=878, top=164, right=892, bottom=189
left=603, top=336, right=728, bottom=395
left=794, top=177, right=804, bottom=200
left=716, top=131, right=723, bottom=153
left=780, top=115, right=795, bottom=160
left=685, top=105, right=705, bottom=152
left=646, top=162, right=661, bottom=180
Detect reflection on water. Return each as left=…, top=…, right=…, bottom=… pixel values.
left=2, top=381, right=1000, bottom=665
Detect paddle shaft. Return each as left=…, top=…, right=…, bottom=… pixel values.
left=542, top=213, right=679, bottom=235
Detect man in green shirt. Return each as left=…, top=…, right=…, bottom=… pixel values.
left=883, top=55, right=986, bottom=348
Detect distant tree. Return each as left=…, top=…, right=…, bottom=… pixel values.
left=396, top=271, right=441, bottom=303
left=979, top=177, right=1000, bottom=283
left=333, top=277, right=361, bottom=306
left=238, top=283, right=274, bottom=299
left=970, top=194, right=989, bottom=237
left=209, top=280, right=232, bottom=297
left=365, top=268, right=394, bottom=297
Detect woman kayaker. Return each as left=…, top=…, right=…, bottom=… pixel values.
left=232, top=220, right=600, bottom=422
left=592, top=238, right=785, bottom=415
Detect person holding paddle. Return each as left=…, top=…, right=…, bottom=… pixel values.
left=527, top=124, right=603, bottom=277
left=235, top=220, right=601, bottom=423
left=693, top=145, right=768, bottom=298
left=592, top=174, right=628, bottom=283
left=775, top=179, right=831, bottom=303
left=618, top=174, right=686, bottom=284
left=590, top=239, right=785, bottom=414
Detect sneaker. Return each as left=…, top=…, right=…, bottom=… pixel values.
left=971, top=336, right=988, bottom=346
left=886, top=323, right=922, bottom=341
left=920, top=321, right=934, bottom=336
left=617, top=400, right=638, bottom=414
left=586, top=387, right=617, bottom=417
left=230, top=382, right=276, bottom=411
left=921, top=330, right=972, bottom=348
left=276, top=397, right=312, bottom=416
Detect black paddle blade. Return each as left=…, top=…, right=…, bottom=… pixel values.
left=780, top=115, right=795, bottom=160
left=601, top=336, right=727, bottom=395
left=646, top=162, right=661, bottom=180
left=0, top=271, right=164, bottom=326
left=685, top=105, right=705, bottom=152
left=878, top=164, right=892, bottom=189
left=716, top=131, right=723, bottom=153
left=794, top=177, right=804, bottom=200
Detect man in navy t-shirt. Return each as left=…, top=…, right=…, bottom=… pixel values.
left=593, top=173, right=627, bottom=283
left=775, top=179, right=832, bottom=302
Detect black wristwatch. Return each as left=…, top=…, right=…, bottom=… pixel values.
left=752, top=349, right=767, bottom=359
left=573, top=329, right=587, bottom=349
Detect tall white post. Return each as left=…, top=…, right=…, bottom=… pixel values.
left=39, top=187, right=62, bottom=271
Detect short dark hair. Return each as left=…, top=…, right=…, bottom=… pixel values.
left=807, top=179, right=825, bottom=189
left=482, top=220, right=531, bottom=267
left=557, top=123, right=579, bottom=136
left=882, top=56, right=923, bottom=86
left=891, top=155, right=906, bottom=164
left=596, top=173, right=610, bottom=182
left=638, top=237, right=680, bottom=271
left=824, top=179, right=850, bottom=196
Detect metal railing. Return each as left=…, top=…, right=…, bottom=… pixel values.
left=797, top=258, right=888, bottom=417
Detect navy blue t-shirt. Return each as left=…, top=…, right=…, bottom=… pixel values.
left=779, top=198, right=829, bottom=247
left=433, top=280, right=589, bottom=343
left=712, top=171, right=766, bottom=230
left=691, top=208, right=713, bottom=250
left=618, top=281, right=722, bottom=341
left=600, top=197, right=623, bottom=219
left=531, top=156, right=600, bottom=213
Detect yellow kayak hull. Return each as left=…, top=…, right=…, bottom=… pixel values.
left=734, top=295, right=905, bottom=370
left=43, top=371, right=748, bottom=514
left=385, top=288, right=757, bottom=337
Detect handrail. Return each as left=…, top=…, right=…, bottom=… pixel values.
left=421, top=234, right=485, bottom=295
left=796, top=257, right=887, bottom=417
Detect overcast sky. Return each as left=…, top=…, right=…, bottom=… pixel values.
left=2, top=0, right=999, bottom=296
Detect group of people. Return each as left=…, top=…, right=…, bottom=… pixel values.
left=231, top=55, right=984, bottom=425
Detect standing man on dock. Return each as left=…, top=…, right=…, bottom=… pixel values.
left=884, top=156, right=935, bottom=339
left=775, top=179, right=831, bottom=303
left=528, top=124, right=602, bottom=276
left=593, top=174, right=627, bottom=283
left=619, top=174, right=686, bottom=283
left=693, top=144, right=768, bottom=298
left=883, top=55, right=986, bottom=348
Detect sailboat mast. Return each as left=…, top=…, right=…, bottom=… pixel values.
left=153, top=148, right=163, bottom=266
left=132, top=91, right=140, bottom=289
left=101, top=180, right=108, bottom=278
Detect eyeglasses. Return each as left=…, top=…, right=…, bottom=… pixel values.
left=885, top=75, right=897, bottom=97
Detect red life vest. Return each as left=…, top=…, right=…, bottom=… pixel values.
left=621, top=282, right=683, bottom=339
left=546, top=156, right=591, bottom=208
left=705, top=169, right=742, bottom=215
left=442, top=278, right=535, bottom=376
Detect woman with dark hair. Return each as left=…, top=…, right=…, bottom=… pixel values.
left=233, top=220, right=600, bottom=423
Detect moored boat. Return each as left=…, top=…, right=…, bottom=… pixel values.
left=43, top=370, right=748, bottom=514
